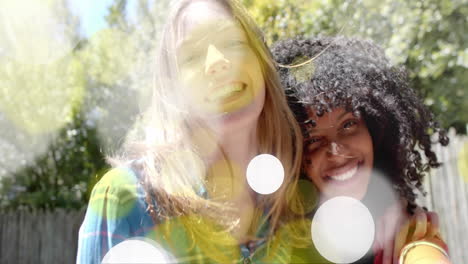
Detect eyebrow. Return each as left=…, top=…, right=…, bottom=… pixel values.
left=337, top=111, right=353, bottom=121
left=177, top=23, right=244, bottom=50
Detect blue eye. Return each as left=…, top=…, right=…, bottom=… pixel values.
left=225, top=40, right=245, bottom=48
left=180, top=52, right=203, bottom=66
left=182, top=55, right=198, bottom=64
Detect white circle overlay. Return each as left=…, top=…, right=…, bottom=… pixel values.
left=311, top=196, right=375, bottom=263
left=102, top=237, right=177, bottom=264
left=246, top=154, right=284, bottom=195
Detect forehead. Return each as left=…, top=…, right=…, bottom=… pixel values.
left=179, top=1, right=233, bottom=35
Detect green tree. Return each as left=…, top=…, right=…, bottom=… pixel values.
left=78, top=0, right=170, bottom=153
left=0, top=0, right=109, bottom=210
left=0, top=111, right=108, bottom=210
left=243, top=0, right=468, bottom=134
left=0, top=0, right=172, bottom=210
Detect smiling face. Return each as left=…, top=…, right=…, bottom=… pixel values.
left=175, top=1, right=265, bottom=128
left=303, top=107, right=374, bottom=201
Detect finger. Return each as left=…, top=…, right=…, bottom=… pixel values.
left=390, top=202, right=410, bottom=264
left=393, top=218, right=410, bottom=264
left=382, top=237, right=393, bottom=264
left=412, top=207, right=428, bottom=240
left=373, top=215, right=385, bottom=252
left=381, top=199, right=407, bottom=264
left=426, top=211, right=440, bottom=237
left=376, top=219, right=396, bottom=264
left=381, top=213, right=395, bottom=264
left=388, top=201, right=406, bottom=238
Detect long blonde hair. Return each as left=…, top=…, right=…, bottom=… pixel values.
left=112, top=0, right=304, bottom=248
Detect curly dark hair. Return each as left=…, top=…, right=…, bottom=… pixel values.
left=271, top=36, right=449, bottom=209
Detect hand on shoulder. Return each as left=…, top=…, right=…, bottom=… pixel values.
left=375, top=201, right=450, bottom=264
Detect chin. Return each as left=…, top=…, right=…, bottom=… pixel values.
left=347, top=191, right=367, bottom=201
left=321, top=187, right=369, bottom=202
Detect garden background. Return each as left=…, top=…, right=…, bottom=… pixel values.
left=0, top=0, right=467, bottom=263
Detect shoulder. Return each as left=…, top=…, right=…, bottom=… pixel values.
left=78, top=167, right=156, bottom=264
left=91, top=167, right=141, bottom=202
left=85, top=166, right=150, bottom=222
left=95, top=167, right=139, bottom=188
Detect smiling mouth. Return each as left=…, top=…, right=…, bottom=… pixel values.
left=205, top=83, right=246, bottom=102
left=324, top=161, right=361, bottom=182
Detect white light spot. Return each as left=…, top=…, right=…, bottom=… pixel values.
left=102, top=237, right=177, bottom=264
left=311, top=196, right=375, bottom=263
left=246, top=154, right=284, bottom=195
left=0, top=0, right=79, bottom=64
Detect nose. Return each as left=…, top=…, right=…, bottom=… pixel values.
left=326, top=141, right=354, bottom=160
left=204, top=44, right=230, bottom=75
left=327, top=142, right=342, bottom=156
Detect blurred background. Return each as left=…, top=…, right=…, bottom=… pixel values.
left=0, top=0, right=466, bottom=263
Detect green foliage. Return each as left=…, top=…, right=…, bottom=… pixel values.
left=0, top=0, right=170, bottom=210
left=1, top=0, right=465, bottom=211
left=0, top=111, right=109, bottom=210
left=106, top=0, right=129, bottom=29
left=243, top=0, right=468, bottom=133
left=77, top=0, right=170, bottom=152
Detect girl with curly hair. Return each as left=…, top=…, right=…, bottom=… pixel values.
left=272, top=36, right=451, bottom=264
left=77, top=0, right=304, bottom=263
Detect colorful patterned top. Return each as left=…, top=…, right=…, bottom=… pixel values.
left=77, top=167, right=291, bottom=264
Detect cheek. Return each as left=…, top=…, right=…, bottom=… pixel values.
left=182, top=86, right=205, bottom=109
left=249, top=53, right=263, bottom=76
left=360, top=130, right=374, bottom=160
left=304, top=164, right=324, bottom=194
left=303, top=153, right=322, bottom=183
left=179, top=70, right=203, bottom=97
left=235, top=49, right=263, bottom=79
left=238, top=54, right=266, bottom=105
left=249, top=59, right=263, bottom=78
left=255, top=83, right=266, bottom=108
left=249, top=62, right=266, bottom=103
left=343, top=129, right=374, bottom=156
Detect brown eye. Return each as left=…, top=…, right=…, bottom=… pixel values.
left=305, top=136, right=323, bottom=152
left=342, top=119, right=358, bottom=131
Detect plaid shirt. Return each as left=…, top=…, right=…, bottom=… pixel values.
left=77, top=167, right=291, bottom=264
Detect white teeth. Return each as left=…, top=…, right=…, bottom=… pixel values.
left=329, top=165, right=358, bottom=181
left=207, top=84, right=243, bottom=101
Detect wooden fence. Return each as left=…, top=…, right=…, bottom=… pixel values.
left=418, top=129, right=468, bottom=264
left=0, top=209, right=85, bottom=264
left=0, top=131, right=467, bottom=263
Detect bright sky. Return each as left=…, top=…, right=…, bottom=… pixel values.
left=68, top=0, right=112, bottom=36
left=68, top=0, right=137, bottom=37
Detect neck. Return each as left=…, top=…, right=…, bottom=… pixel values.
left=209, top=123, right=259, bottom=243
left=208, top=124, right=258, bottom=201
left=218, top=126, right=259, bottom=169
